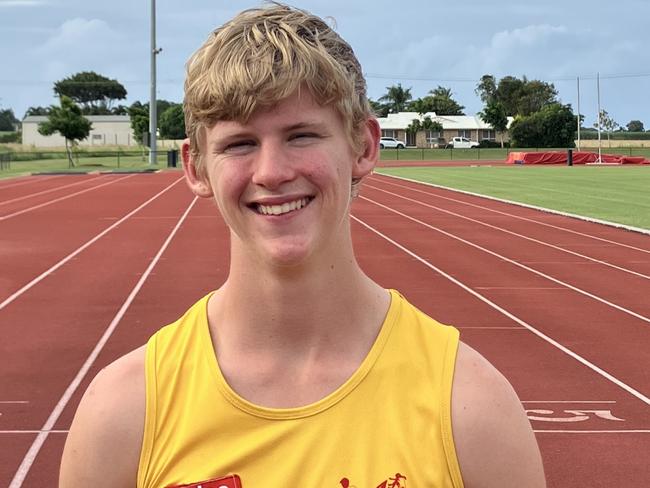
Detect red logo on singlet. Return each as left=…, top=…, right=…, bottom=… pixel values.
left=167, top=474, right=242, bottom=488
left=340, top=472, right=407, bottom=488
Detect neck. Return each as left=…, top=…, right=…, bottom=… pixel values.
left=205, top=236, right=391, bottom=408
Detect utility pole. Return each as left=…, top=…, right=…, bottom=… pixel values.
left=576, top=76, right=581, bottom=151
left=596, top=72, right=602, bottom=164
left=149, top=0, right=162, bottom=165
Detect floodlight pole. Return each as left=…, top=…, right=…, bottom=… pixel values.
left=149, top=0, right=161, bottom=165
left=576, top=76, right=581, bottom=151
left=596, top=72, right=602, bottom=164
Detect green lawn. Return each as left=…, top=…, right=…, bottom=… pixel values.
left=376, top=165, right=650, bottom=230
left=0, top=151, right=172, bottom=178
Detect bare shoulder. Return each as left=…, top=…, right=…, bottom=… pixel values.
left=451, top=341, right=546, bottom=488
left=59, top=345, right=147, bottom=488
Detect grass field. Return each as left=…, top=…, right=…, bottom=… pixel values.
left=0, top=151, right=171, bottom=177
left=376, top=165, right=650, bottom=230
left=379, top=147, right=650, bottom=161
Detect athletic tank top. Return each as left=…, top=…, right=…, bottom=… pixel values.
left=138, top=290, right=464, bottom=488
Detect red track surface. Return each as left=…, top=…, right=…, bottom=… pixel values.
left=1, top=170, right=649, bottom=487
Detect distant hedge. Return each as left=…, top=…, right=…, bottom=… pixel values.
left=578, top=131, right=650, bottom=140
left=0, top=132, right=20, bottom=143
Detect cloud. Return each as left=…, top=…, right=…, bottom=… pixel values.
left=35, top=18, right=120, bottom=54
left=0, top=0, right=48, bottom=6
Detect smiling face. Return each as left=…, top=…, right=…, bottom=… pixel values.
left=183, top=89, right=379, bottom=269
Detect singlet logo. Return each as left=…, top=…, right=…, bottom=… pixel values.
left=340, top=473, right=407, bottom=488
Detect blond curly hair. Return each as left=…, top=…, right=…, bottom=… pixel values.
left=183, top=2, right=372, bottom=174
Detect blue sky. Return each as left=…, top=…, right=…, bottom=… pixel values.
left=2, top=0, right=649, bottom=128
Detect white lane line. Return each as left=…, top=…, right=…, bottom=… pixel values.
left=534, top=430, right=650, bottom=433
left=0, top=174, right=136, bottom=221
left=350, top=215, right=650, bottom=407
left=0, top=401, right=29, bottom=404
left=0, top=176, right=185, bottom=312
left=522, top=400, right=616, bottom=404
left=0, top=175, right=105, bottom=206
left=0, top=175, right=63, bottom=191
left=458, top=326, right=524, bottom=329
left=365, top=183, right=650, bottom=281
left=0, top=430, right=68, bottom=434
left=8, top=196, right=199, bottom=488
left=360, top=196, right=650, bottom=326
left=371, top=175, right=650, bottom=252
left=474, top=287, right=566, bottom=290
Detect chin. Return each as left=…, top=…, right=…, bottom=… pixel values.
left=259, top=239, right=316, bottom=268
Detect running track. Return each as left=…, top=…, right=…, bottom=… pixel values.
left=1, top=170, right=649, bottom=487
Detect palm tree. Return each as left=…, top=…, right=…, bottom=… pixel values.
left=378, top=83, right=412, bottom=113
left=422, top=116, right=443, bottom=148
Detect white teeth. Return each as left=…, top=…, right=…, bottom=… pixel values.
left=257, top=197, right=309, bottom=216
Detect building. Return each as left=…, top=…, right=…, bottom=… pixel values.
left=377, top=112, right=514, bottom=148
left=22, top=115, right=135, bottom=147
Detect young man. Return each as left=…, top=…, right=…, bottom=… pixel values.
left=60, top=4, right=545, bottom=487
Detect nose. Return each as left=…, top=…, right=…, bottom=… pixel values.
left=251, top=141, right=297, bottom=190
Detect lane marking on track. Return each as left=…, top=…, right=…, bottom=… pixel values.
left=8, top=196, right=199, bottom=488
left=350, top=215, right=650, bottom=407
left=0, top=430, right=68, bottom=434
left=0, top=176, right=185, bottom=312
left=474, top=286, right=565, bottom=290
left=364, top=183, right=650, bottom=281
left=359, top=196, right=650, bottom=325
left=0, top=175, right=105, bottom=206
left=522, top=400, right=616, bottom=404
left=0, top=401, right=29, bottom=404
left=534, top=430, right=650, bottom=433
left=457, top=326, right=524, bottom=329
left=0, top=174, right=136, bottom=221
left=370, top=175, right=650, bottom=252
left=0, top=175, right=64, bottom=191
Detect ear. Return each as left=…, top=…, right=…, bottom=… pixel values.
left=352, top=118, right=381, bottom=179
left=181, top=138, right=213, bottom=198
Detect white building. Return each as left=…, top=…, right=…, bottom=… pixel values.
left=377, top=112, right=514, bottom=148
left=22, top=115, right=135, bottom=147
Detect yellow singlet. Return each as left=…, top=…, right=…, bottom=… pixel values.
left=138, top=290, right=464, bottom=488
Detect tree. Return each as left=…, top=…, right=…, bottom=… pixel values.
left=594, top=110, right=619, bottom=147
left=422, top=116, right=443, bottom=148
left=128, top=100, right=178, bottom=145
left=626, top=120, right=644, bottom=132
left=427, top=86, right=465, bottom=115
left=369, top=99, right=390, bottom=118
left=475, top=75, right=557, bottom=116
left=24, top=106, right=51, bottom=117
left=128, top=102, right=150, bottom=145
left=509, top=103, right=576, bottom=148
left=0, top=108, right=19, bottom=131
left=406, top=118, right=422, bottom=135
left=479, top=99, right=508, bottom=148
left=38, top=96, right=92, bottom=166
left=54, top=71, right=127, bottom=114
left=407, top=86, right=465, bottom=116
left=378, top=83, right=412, bottom=113
left=159, top=104, right=186, bottom=139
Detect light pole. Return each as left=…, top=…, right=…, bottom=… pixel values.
left=149, top=0, right=162, bottom=165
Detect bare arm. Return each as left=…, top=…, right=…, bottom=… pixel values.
left=59, top=346, right=146, bottom=488
left=452, top=342, right=546, bottom=488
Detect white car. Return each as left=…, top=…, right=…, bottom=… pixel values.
left=447, top=136, right=479, bottom=149
left=379, top=137, right=406, bottom=149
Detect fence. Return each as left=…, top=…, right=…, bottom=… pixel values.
left=379, top=146, right=650, bottom=162
left=0, top=149, right=170, bottom=173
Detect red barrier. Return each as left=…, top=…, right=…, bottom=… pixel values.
left=506, top=151, right=650, bottom=165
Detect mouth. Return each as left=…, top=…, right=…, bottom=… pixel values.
left=250, top=196, right=314, bottom=216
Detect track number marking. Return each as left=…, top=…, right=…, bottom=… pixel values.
left=526, top=409, right=625, bottom=423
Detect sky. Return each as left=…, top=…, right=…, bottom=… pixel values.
left=1, top=0, right=649, bottom=128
